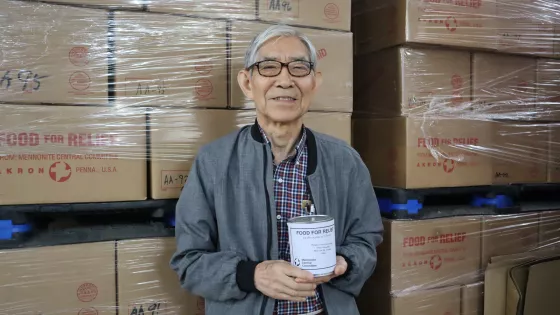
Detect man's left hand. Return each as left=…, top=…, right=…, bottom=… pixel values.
left=294, top=256, right=348, bottom=284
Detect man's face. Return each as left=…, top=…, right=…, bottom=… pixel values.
left=237, top=36, right=322, bottom=123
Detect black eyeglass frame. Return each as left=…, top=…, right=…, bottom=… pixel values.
left=247, top=60, right=315, bottom=77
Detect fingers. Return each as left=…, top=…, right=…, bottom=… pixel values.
left=283, top=264, right=314, bottom=281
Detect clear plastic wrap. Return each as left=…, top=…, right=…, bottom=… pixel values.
left=0, top=1, right=559, bottom=315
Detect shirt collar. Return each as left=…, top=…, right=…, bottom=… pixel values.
left=258, top=125, right=307, bottom=163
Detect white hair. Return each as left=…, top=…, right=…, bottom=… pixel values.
left=243, top=24, right=318, bottom=70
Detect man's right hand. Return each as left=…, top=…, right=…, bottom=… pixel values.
left=254, top=260, right=317, bottom=302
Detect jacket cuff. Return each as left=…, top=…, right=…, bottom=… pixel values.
left=338, top=253, right=353, bottom=276
left=236, top=260, right=260, bottom=293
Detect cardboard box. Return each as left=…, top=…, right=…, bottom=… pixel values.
left=258, top=0, right=351, bottom=31
left=549, top=125, right=560, bottom=183
left=352, top=0, right=497, bottom=55
left=496, top=0, right=555, bottom=57
left=491, top=122, right=549, bottom=184
left=117, top=238, right=204, bottom=315
left=354, top=46, right=471, bottom=117
left=472, top=52, right=537, bottom=118
left=113, top=12, right=227, bottom=108
left=352, top=117, right=492, bottom=188
left=481, top=213, right=540, bottom=268
left=0, top=0, right=109, bottom=105
left=539, top=211, right=560, bottom=249
left=149, top=109, right=253, bottom=199
left=150, top=109, right=351, bottom=199
left=536, top=58, right=560, bottom=121
left=0, top=242, right=116, bottom=315
left=373, top=217, right=482, bottom=293
left=0, top=105, right=147, bottom=205
left=146, top=0, right=254, bottom=20
left=229, top=21, right=353, bottom=112
left=461, top=282, right=484, bottom=315
left=40, top=0, right=142, bottom=8
left=358, top=284, right=462, bottom=315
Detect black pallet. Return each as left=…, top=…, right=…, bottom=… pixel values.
left=375, top=185, right=521, bottom=219
left=0, top=199, right=179, bottom=244
left=517, top=184, right=560, bottom=212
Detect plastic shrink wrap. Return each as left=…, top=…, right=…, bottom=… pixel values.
left=0, top=1, right=558, bottom=315
left=352, top=1, right=560, bottom=315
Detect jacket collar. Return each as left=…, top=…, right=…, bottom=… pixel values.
left=250, top=119, right=317, bottom=175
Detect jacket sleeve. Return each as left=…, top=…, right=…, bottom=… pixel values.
left=169, top=149, right=258, bottom=302
left=328, top=158, right=384, bottom=297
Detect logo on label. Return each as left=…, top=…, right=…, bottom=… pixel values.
left=69, top=47, right=89, bottom=67
left=49, top=161, right=72, bottom=182
left=78, top=308, right=98, bottom=315
left=451, top=74, right=463, bottom=89
left=76, top=283, right=98, bottom=302
left=69, top=71, right=91, bottom=91
left=445, top=16, right=458, bottom=32
left=430, top=255, right=443, bottom=270
left=195, top=79, right=213, bottom=97
left=294, top=258, right=301, bottom=266
left=443, top=159, right=456, bottom=173
left=324, top=3, right=339, bottom=20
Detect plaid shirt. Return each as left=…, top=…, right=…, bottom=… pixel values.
left=259, top=126, right=324, bottom=315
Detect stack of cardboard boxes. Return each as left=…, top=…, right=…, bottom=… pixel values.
left=0, top=0, right=354, bottom=203
left=352, top=1, right=560, bottom=314
left=0, top=0, right=354, bottom=313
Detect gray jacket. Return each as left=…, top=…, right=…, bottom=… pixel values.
left=170, top=122, right=384, bottom=315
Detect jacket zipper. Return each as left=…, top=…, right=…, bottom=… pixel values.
left=307, top=177, right=330, bottom=315
left=260, top=144, right=272, bottom=315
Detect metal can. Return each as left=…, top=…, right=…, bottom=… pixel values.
left=287, top=214, right=336, bottom=277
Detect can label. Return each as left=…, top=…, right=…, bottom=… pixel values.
left=288, top=217, right=336, bottom=277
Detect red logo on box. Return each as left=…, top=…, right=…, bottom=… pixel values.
left=195, top=79, right=213, bottom=97
left=69, top=47, right=89, bottom=67
left=76, top=283, right=98, bottom=302
left=430, top=255, right=443, bottom=270
left=49, top=161, right=72, bottom=183
left=78, top=308, right=98, bottom=315
left=69, top=71, right=91, bottom=91
left=445, top=16, right=458, bottom=32
left=324, top=3, right=339, bottom=20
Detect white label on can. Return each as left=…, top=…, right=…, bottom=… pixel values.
left=288, top=219, right=336, bottom=277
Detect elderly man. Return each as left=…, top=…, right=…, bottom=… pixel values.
left=170, top=24, right=383, bottom=315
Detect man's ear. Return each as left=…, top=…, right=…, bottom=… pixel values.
left=237, top=69, right=254, bottom=100
left=313, top=71, right=323, bottom=92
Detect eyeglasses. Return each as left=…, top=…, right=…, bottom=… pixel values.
left=248, top=60, right=314, bottom=77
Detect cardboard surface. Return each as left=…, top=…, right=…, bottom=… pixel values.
left=352, top=0, right=498, bottom=55
left=377, top=217, right=482, bottom=292
left=491, top=122, right=549, bottom=184
left=461, top=282, right=484, bottom=315
left=536, top=58, right=560, bottom=121
left=258, top=0, right=351, bottom=31
left=150, top=110, right=351, bottom=199
left=146, top=0, right=255, bottom=19
left=352, top=117, right=492, bottom=188
left=229, top=21, right=353, bottom=112
left=113, top=12, right=227, bottom=108
left=0, top=0, right=109, bottom=105
left=539, top=211, right=560, bottom=249
left=354, top=46, right=470, bottom=117
left=549, top=125, right=560, bottom=183
left=392, top=286, right=461, bottom=315
left=481, top=214, right=540, bottom=268
left=41, top=0, right=142, bottom=8
left=472, top=52, right=537, bottom=118
left=0, top=242, right=116, bottom=315
left=496, top=0, right=555, bottom=57
left=523, top=258, right=560, bottom=315
left=117, top=238, right=204, bottom=315
left=483, top=249, right=560, bottom=315
left=0, top=105, right=147, bottom=205
left=505, top=262, right=531, bottom=315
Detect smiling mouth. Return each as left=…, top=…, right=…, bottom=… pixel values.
left=272, top=97, right=297, bottom=101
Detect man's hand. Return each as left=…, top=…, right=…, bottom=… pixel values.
left=254, top=260, right=317, bottom=302
left=295, top=256, right=348, bottom=284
